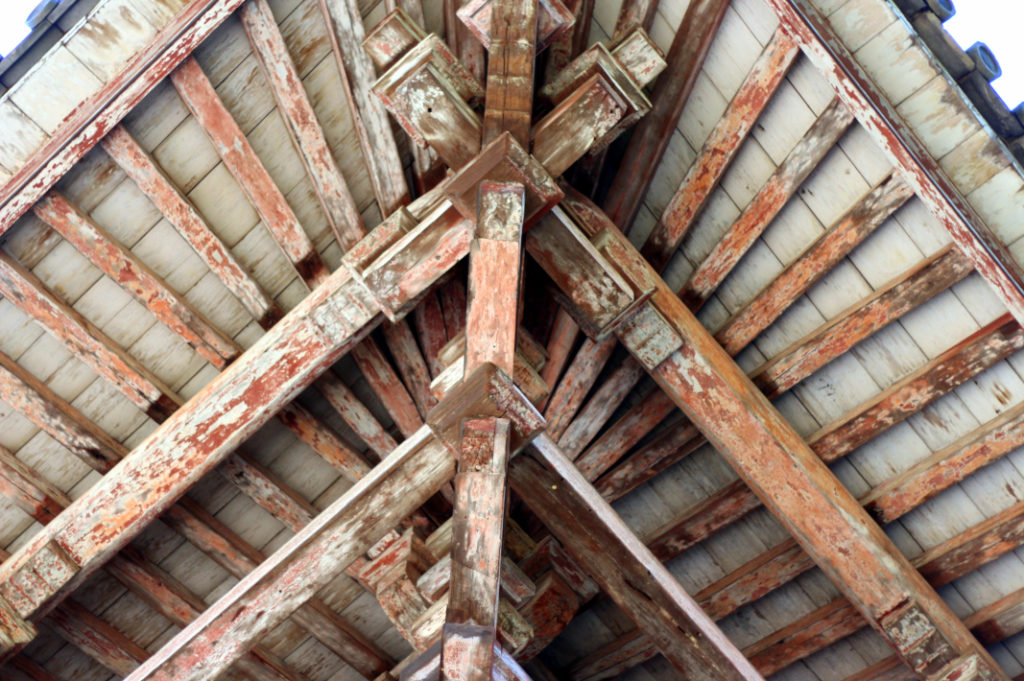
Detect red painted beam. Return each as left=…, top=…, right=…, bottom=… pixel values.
left=0, top=0, right=247, bottom=234
left=170, top=56, right=330, bottom=287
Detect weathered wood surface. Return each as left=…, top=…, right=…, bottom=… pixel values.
left=442, top=418, right=511, bottom=680
left=383, top=320, right=439, bottom=416
left=0, top=0, right=248, bottom=234
left=510, top=434, right=761, bottom=680
left=573, top=388, right=675, bottom=481
left=240, top=0, right=366, bottom=252
left=613, top=0, right=658, bottom=36
left=101, top=125, right=282, bottom=328
left=641, top=28, right=799, bottom=270
left=526, top=195, right=1006, bottom=680
left=680, top=97, right=857, bottom=311
left=351, top=339, right=424, bottom=438
left=765, top=0, right=1024, bottom=325
left=601, top=0, right=728, bottom=233
left=320, top=0, right=410, bottom=215
left=170, top=56, right=329, bottom=287
left=33, top=192, right=241, bottom=368
left=122, top=428, right=455, bottom=681
left=0, top=249, right=180, bottom=421
left=477, top=0, right=537, bottom=145
left=714, top=173, right=913, bottom=354
left=541, top=336, right=615, bottom=439
left=0, top=205, right=471, bottom=629
left=556, top=357, right=644, bottom=458
left=465, top=182, right=525, bottom=375
left=751, top=245, right=974, bottom=398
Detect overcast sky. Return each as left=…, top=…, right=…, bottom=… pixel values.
left=0, top=0, right=1020, bottom=106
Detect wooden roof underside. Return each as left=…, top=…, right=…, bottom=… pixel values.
left=1, top=0, right=1024, bottom=680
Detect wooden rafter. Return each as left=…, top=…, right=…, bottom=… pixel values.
left=764, top=0, right=1024, bottom=324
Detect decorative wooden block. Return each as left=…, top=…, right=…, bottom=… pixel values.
left=426, top=363, right=545, bottom=455
left=457, top=0, right=574, bottom=52
left=363, top=9, right=428, bottom=73
left=372, top=34, right=485, bottom=169
left=444, top=133, right=562, bottom=227
left=0, top=541, right=79, bottom=619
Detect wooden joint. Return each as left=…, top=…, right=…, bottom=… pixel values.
left=615, top=303, right=684, bottom=370
left=525, top=207, right=650, bottom=340
left=459, top=418, right=512, bottom=473
left=372, top=33, right=485, bottom=169
left=0, top=541, right=79, bottom=620
left=877, top=601, right=959, bottom=677
left=431, top=342, right=549, bottom=406
left=363, top=9, right=429, bottom=73
left=606, top=25, right=668, bottom=88
left=427, top=363, right=546, bottom=456
left=341, top=202, right=472, bottom=322
left=457, top=0, right=574, bottom=53
left=444, top=133, right=563, bottom=228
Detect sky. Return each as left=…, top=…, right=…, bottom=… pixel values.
left=0, top=0, right=1020, bottom=103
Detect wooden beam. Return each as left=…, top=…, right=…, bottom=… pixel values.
left=510, top=434, right=760, bottom=680
left=478, top=0, right=537, bottom=145
left=764, top=0, right=1024, bottom=325
left=0, top=204, right=470, bottom=632
left=316, top=374, right=399, bottom=459
left=543, top=0, right=593, bottom=81
left=601, top=0, right=730, bottom=233
left=573, top=388, right=675, bottom=481
left=593, top=418, right=701, bottom=501
left=541, top=336, right=616, bottom=439
left=679, top=97, right=856, bottom=311
left=351, top=340, right=423, bottom=438
left=33, top=192, right=241, bottom=368
left=465, top=182, right=525, bottom=375
left=319, top=0, right=410, bottom=216
left=0, top=0, right=247, bottom=234
left=101, top=125, right=282, bottom=329
left=714, top=173, right=913, bottom=354
left=640, top=28, right=799, bottom=271
left=556, top=357, right=644, bottom=458
left=751, top=245, right=973, bottom=398
left=613, top=0, right=658, bottom=36
left=170, top=56, right=330, bottom=287
left=442, top=418, right=511, bottom=680
left=240, top=0, right=367, bottom=252
left=0, top=249, right=180, bottom=421
left=809, top=312, right=1024, bottom=464
left=123, top=427, right=454, bottom=681
left=525, top=195, right=1006, bottom=680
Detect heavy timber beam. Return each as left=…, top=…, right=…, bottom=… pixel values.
left=601, top=0, right=730, bottom=232
left=0, top=199, right=471, bottom=641
left=477, top=0, right=537, bottom=145
left=509, top=434, right=760, bottom=681
left=525, top=195, right=1007, bottom=681
left=0, top=0, right=247, bottom=234
left=126, top=363, right=545, bottom=681
left=764, top=0, right=1024, bottom=324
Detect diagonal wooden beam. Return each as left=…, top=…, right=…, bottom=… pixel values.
left=101, top=125, right=282, bottom=329
left=240, top=0, right=367, bottom=252
left=0, top=202, right=471, bottom=637
left=764, top=0, right=1024, bottom=324
left=123, top=426, right=453, bottom=681
left=319, top=0, right=410, bottom=215
left=525, top=195, right=1007, bottom=680
left=0, top=249, right=181, bottom=421
left=602, top=0, right=730, bottom=233
left=509, top=434, right=761, bottom=681
left=170, top=56, right=330, bottom=287
left=679, top=97, right=856, bottom=311
left=640, top=28, right=799, bottom=271
left=0, top=0, right=247, bottom=234
left=33, top=192, right=241, bottom=368
left=714, top=173, right=913, bottom=354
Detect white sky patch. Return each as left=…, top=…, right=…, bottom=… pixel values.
left=942, top=0, right=1024, bottom=108
left=0, top=0, right=47, bottom=57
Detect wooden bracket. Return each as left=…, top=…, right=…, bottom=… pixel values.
left=0, top=591, right=37, bottom=657
left=371, top=32, right=485, bottom=169
left=456, top=0, right=574, bottom=53
left=444, top=133, right=563, bottom=228
left=426, top=363, right=545, bottom=456
left=341, top=201, right=473, bottom=322
left=363, top=9, right=429, bottom=73
left=0, top=541, right=78, bottom=622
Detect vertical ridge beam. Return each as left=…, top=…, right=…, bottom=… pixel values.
left=480, top=0, right=537, bottom=146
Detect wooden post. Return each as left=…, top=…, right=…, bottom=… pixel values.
left=442, top=418, right=511, bottom=680
left=477, top=0, right=537, bottom=146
